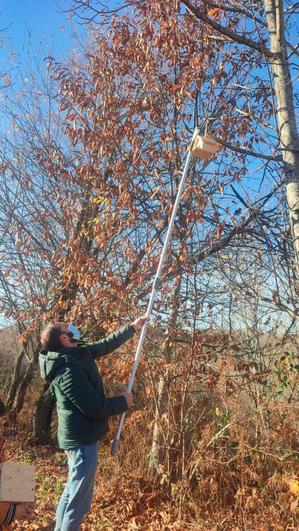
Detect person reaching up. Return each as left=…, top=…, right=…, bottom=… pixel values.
left=39, top=315, right=147, bottom=531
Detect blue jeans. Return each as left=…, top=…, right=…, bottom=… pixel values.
left=54, top=441, right=99, bottom=531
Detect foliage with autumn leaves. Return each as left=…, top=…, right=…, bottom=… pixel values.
left=0, top=0, right=298, bottom=529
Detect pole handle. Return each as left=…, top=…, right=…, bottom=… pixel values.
left=111, top=437, right=121, bottom=456
left=111, top=411, right=126, bottom=455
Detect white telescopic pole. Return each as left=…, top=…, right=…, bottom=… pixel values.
left=111, top=128, right=198, bottom=455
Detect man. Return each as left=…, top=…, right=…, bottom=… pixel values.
left=39, top=316, right=146, bottom=531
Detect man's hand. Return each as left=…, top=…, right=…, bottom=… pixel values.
left=121, top=391, right=133, bottom=409
left=131, top=315, right=148, bottom=331
left=15, top=502, right=35, bottom=521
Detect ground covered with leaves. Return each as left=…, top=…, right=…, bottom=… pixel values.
left=6, top=430, right=299, bottom=531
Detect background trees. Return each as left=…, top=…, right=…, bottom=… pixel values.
left=181, top=0, right=299, bottom=273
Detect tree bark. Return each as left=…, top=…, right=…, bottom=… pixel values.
left=32, top=383, right=56, bottom=444
left=264, top=0, right=299, bottom=280
left=148, top=273, right=182, bottom=476
left=148, top=374, right=167, bottom=475
left=6, top=349, right=26, bottom=410
left=12, top=359, right=37, bottom=414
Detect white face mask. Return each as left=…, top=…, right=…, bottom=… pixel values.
left=68, top=323, right=81, bottom=341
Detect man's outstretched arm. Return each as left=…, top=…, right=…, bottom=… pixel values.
left=89, top=316, right=147, bottom=359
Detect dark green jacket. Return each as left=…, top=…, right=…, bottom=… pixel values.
left=39, top=324, right=135, bottom=450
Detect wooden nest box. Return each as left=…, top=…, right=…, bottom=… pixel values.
left=0, top=461, right=35, bottom=502
left=192, top=134, right=220, bottom=159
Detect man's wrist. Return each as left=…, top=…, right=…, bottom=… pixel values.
left=131, top=315, right=148, bottom=332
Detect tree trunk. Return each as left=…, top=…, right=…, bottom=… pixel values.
left=6, top=349, right=26, bottom=410
left=12, top=359, right=37, bottom=414
left=32, top=383, right=56, bottom=444
left=264, top=0, right=299, bottom=279
left=148, top=273, right=182, bottom=476
left=148, top=374, right=167, bottom=475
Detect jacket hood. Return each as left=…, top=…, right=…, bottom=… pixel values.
left=39, top=347, right=83, bottom=382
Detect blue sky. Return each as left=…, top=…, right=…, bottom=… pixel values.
left=1, top=0, right=86, bottom=66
